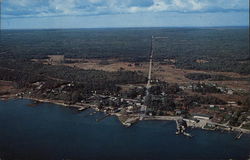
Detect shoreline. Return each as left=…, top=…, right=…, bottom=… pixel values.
left=1, top=95, right=250, bottom=134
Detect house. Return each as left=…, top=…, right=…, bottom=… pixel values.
left=32, top=81, right=44, bottom=90
left=179, top=86, right=186, bottom=90
left=227, top=90, right=234, bottom=95
left=126, top=106, right=134, bottom=114
left=219, top=106, right=226, bottom=111
left=227, top=101, right=237, bottom=107
left=247, top=116, right=250, bottom=120
left=175, top=109, right=182, bottom=115
left=209, top=105, right=215, bottom=108
left=183, top=118, right=197, bottom=123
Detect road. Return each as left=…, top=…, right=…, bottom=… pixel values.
left=146, top=50, right=153, bottom=93
left=141, top=36, right=154, bottom=119
left=141, top=36, right=168, bottom=119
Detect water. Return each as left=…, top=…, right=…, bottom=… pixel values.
left=0, top=99, right=250, bottom=160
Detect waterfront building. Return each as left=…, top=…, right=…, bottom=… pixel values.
left=193, top=114, right=212, bottom=120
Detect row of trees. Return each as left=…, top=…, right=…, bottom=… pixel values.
left=192, top=83, right=222, bottom=94
left=183, top=95, right=226, bottom=108
left=0, top=60, right=147, bottom=86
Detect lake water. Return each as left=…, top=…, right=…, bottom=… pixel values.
left=0, top=99, right=250, bottom=160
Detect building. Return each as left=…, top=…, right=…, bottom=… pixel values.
left=227, top=101, right=237, bottom=107
left=193, top=114, right=212, bottom=120
left=227, top=90, right=234, bottom=95
left=247, top=116, right=250, bottom=120
left=209, top=105, right=215, bottom=108
left=175, top=109, right=182, bottom=115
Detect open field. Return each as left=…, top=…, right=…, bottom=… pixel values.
left=60, top=58, right=250, bottom=91
left=0, top=81, right=20, bottom=99
left=0, top=81, right=16, bottom=93
left=42, top=58, right=248, bottom=104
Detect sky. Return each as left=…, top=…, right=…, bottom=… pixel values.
left=0, top=0, right=249, bottom=29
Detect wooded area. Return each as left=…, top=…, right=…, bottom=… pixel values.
left=1, top=27, right=249, bottom=74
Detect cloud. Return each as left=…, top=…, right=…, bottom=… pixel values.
left=1, top=0, right=249, bottom=18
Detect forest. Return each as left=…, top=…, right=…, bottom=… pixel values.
left=0, top=59, right=147, bottom=96
left=1, top=27, right=249, bottom=74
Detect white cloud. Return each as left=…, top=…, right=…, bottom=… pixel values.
left=48, top=0, right=78, bottom=14
left=2, top=0, right=249, bottom=18
left=148, top=0, right=169, bottom=12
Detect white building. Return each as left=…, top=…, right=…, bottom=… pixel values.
left=193, top=114, right=211, bottom=120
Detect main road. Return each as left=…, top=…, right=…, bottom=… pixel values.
left=140, top=36, right=155, bottom=119
left=141, top=36, right=168, bottom=119
left=146, top=36, right=154, bottom=95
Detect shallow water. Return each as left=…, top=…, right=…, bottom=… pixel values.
left=0, top=99, right=250, bottom=160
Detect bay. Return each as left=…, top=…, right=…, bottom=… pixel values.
left=0, top=99, right=249, bottom=160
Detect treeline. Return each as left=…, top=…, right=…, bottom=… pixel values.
left=185, top=73, right=250, bottom=81
left=185, top=72, right=246, bottom=81
left=0, top=60, right=147, bottom=95
left=192, top=83, right=221, bottom=94
left=145, top=82, right=182, bottom=115
left=0, top=60, right=146, bottom=85
left=185, top=73, right=212, bottom=81
left=145, top=94, right=176, bottom=115
left=149, top=82, right=181, bottom=95
left=183, top=95, right=226, bottom=107
left=0, top=68, right=46, bottom=88
left=177, top=58, right=250, bottom=75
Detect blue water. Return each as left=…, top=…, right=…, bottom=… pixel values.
left=0, top=99, right=249, bottom=160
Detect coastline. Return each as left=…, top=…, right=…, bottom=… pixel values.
left=1, top=98, right=250, bottom=160
left=1, top=95, right=250, bottom=134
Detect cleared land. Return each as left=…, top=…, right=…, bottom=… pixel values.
left=0, top=81, right=20, bottom=99
left=59, top=58, right=250, bottom=90
left=39, top=58, right=246, bottom=104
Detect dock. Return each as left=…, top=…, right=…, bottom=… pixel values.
left=96, top=114, right=110, bottom=122
left=235, top=132, right=243, bottom=140
left=176, top=119, right=192, bottom=137
left=78, top=106, right=89, bottom=111
left=183, top=132, right=192, bottom=137
left=122, top=117, right=139, bottom=127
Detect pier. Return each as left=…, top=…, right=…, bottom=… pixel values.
left=96, top=114, right=110, bottom=122
left=235, top=132, right=243, bottom=140
left=176, top=119, right=192, bottom=137
left=78, top=106, right=89, bottom=111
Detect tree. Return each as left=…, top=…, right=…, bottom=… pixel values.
left=71, top=91, right=80, bottom=103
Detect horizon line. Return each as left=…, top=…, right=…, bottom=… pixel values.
left=1, top=25, right=249, bottom=30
